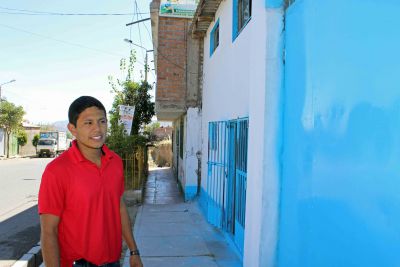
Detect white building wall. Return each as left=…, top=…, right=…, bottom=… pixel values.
left=201, top=0, right=252, bottom=191
left=183, top=107, right=202, bottom=200
left=247, top=4, right=284, bottom=267
left=245, top=3, right=268, bottom=266
left=0, top=129, right=5, bottom=156
left=172, top=119, right=180, bottom=181
left=178, top=116, right=185, bottom=185
left=200, top=1, right=274, bottom=266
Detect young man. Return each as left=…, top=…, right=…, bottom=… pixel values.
left=39, top=96, right=143, bottom=267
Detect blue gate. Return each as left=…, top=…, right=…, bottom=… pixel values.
left=207, top=118, right=248, bottom=254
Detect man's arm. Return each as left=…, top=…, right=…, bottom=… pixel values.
left=40, top=214, right=60, bottom=267
left=120, top=197, right=143, bottom=267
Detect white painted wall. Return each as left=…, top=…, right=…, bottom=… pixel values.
left=172, top=120, right=179, bottom=180
left=244, top=3, right=269, bottom=266
left=200, top=1, right=274, bottom=266
left=0, top=129, right=5, bottom=156
left=250, top=5, right=284, bottom=267
left=201, top=0, right=252, bottom=190
left=178, top=116, right=185, bottom=185
left=184, top=108, right=202, bottom=192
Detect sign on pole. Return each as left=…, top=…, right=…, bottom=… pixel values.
left=119, top=105, right=135, bottom=135
left=159, top=0, right=199, bottom=18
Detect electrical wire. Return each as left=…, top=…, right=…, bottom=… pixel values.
left=0, top=6, right=148, bottom=16
left=134, top=3, right=152, bottom=44
left=134, top=1, right=146, bottom=61
left=126, top=2, right=155, bottom=80
left=0, top=22, right=151, bottom=69
left=0, top=23, right=126, bottom=58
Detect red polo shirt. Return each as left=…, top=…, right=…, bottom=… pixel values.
left=38, top=141, right=124, bottom=267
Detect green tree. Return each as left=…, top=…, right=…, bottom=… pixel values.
left=144, top=122, right=161, bottom=141
left=32, top=133, right=40, bottom=153
left=16, top=130, right=28, bottom=154
left=0, top=100, right=25, bottom=158
left=108, top=50, right=155, bottom=136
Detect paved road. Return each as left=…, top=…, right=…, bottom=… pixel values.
left=0, top=157, right=52, bottom=267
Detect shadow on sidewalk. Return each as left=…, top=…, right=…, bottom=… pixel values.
left=0, top=205, right=40, bottom=265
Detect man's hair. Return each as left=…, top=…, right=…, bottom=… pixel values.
left=68, top=96, right=106, bottom=126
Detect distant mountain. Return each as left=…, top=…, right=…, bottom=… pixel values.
left=52, top=120, right=69, bottom=132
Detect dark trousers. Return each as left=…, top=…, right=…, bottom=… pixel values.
left=72, top=259, right=120, bottom=267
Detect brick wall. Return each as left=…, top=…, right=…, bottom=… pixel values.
left=156, top=16, right=191, bottom=106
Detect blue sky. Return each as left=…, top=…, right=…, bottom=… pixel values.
left=0, top=0, right=155, bottom=124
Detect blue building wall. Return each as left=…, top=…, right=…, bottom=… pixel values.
left=278, top=0, right=400, bottom=266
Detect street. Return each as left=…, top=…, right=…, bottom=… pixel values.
left=0, top=157, right=52, bottom=267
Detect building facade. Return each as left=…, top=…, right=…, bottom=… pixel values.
left=151, top=0, right=203, bottom=200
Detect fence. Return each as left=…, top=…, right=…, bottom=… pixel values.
left=122, top=146, right=147, bottom=191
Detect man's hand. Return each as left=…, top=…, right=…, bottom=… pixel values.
left=129, top=255, right=143, bottom=267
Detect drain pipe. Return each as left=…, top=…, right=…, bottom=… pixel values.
left=196, top=151, right=202, bottom=196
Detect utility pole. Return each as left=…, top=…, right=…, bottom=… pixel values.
left=145, top=52, right=148, bottom=83
left=144, top=50, right=154, bottom=83
left=124, top=39, right=153, bottom=83
left=0, top=79, right=16, bottom=101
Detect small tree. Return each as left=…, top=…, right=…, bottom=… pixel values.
left=108, top=50, right=155, bottom=136
left=17, top=130, right=28, bottom=155
left=32, top=134, right=40, bottom=153
left=0, top=100, right=25, bottom=158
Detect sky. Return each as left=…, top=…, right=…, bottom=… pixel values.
left=0, top=0, right=155, bottom=124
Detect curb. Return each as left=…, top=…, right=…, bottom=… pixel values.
left=11, top=243, right=42, bottom=267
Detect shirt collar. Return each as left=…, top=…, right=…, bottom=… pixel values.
left=69, top=140, right=113, bottom=163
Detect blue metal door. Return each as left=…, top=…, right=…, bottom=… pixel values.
left=207, top=118, right=248, bottom=255
left=225, top=121, right=236, bottom=234
left=233, top=118, right=248, bottom=254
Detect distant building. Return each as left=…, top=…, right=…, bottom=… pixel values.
left=0, top=128, right=5, bottom=157
left=0, top=121, right=40, bottom=157
left=152, top=126, right=173, bottom=141
left=19, top=121, right=40, bottom=156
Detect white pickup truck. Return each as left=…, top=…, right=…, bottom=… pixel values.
left=37, top=131, right=67, bottom=157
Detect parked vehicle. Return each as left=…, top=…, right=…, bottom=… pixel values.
left=37, top=131, right=67, bottom=157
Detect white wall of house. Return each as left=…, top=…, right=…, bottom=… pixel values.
left=201, top=0, right=251, bottom=191
left=183, top=107, right=202, bottom=200
left=172, top=119, right=180, bottom=180
left=200, top=0, right=272, bottom=265
left=255, top=4, right=284, bottom=267
left=0, top=128, right=5, bottom=156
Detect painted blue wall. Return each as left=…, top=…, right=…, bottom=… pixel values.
left=266, top=0, right=284, bottom=8
left=278, top=0, right=400, bottom=266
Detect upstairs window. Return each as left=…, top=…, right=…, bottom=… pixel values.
left=210, top=19, right=220, bottom=57
left=233, top=0, right=252, bottom=41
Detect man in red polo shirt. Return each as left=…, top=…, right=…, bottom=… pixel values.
left=39, top=96, right=143, bottom=267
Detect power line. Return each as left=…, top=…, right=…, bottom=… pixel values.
left=134, top=4, right=153, bottom=43
left=135, top=1, right=146, bottom=61
left=0, top=23, right=154, bottom=73
left=0, top=23, right=126, bottom=58
left=0, top=6, right=148, bottom=16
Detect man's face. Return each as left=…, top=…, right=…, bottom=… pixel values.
left=68, top=106, right=107, bottom=150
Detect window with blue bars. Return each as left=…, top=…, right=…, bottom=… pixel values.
left=210, top=19, right=220, bottom=57
left=232, top=0, right=252, bottom=41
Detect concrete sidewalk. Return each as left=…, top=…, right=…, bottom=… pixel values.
left=123, top=167, right=242, bottom=267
